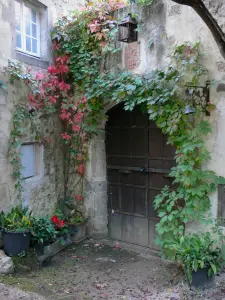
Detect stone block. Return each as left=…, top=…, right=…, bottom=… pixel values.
left=0, top=184, right=10, bottom=207
left=0, top=255, right=14, bottom=274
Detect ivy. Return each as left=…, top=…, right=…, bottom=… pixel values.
left=7, top=0, right=225, bottom=257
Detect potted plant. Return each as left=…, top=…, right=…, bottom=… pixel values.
left=68, top=212, right=87, bottom=242
left=1, top=205, right=32, bottom=256
left=170, top=232, right=222, bottom=288
left=31, top=216, right=56, bottom=255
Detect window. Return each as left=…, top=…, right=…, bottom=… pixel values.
left=20, top=144, right=43, bottom=179
left=15, top=1, right=40, bottom=57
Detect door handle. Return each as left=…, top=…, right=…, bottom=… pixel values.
left=119, top=169, right=131, bottom=174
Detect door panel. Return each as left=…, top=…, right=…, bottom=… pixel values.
left=106, top=103, right=175, bottom=249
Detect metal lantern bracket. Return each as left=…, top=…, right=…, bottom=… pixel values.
left=185, top=81, right=210, bottom=116
left=118, top=13, right=138, bottom=43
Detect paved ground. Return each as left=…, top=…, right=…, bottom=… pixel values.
left=0, top=240, right=225, bottom=300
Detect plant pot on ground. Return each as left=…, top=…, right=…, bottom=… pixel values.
left=31, top=216, right=56, bottom=256
left=170, top=232, right=222, bottom=289
left=1, top=205, right=32, bottom=256
left=68, top=215, right=87, bottom=242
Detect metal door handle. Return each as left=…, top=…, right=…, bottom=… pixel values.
left=119, top=169, right=131, bottom=174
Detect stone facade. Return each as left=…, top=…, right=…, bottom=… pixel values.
left=0, top=0, right=84, bottom=215
left=0, top=0, right=225, bottom=238
left=85, top=0, right=225, bottom=236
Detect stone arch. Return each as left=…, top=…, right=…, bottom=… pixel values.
left=84, top=101, right=119, bottom=237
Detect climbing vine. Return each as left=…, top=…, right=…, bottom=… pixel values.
left=8, top=0, right=225, bottom=255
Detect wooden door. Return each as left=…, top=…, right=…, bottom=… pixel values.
left=106, top=103, right=175, bottom=249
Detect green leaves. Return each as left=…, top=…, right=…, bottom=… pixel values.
left=169, top=233, right=221, bottom=282
left=9, top=9, right=224, bottom=266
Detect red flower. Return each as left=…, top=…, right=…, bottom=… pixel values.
left=35, top=72, right=46, bottom=80
left=81, top=96, right=87, bottom=103
left=77, top=164, right=85, bottom=175
left=49, top=96, right=57, bottom=103
left=62, top=132, right=71, bottom=141
left=60, top=109, right=71, bottom=121
left=51, top=215, right=59, bottom=224
left=74, top=111, right=84, bottom=123
left=58, top=220, right=65, bottom=228
left=59, top=81, right=70, bottom=91
left=48, top=65, right=58, bottom=75
left=75, top=194, right=83, bottom=201
left=52, top=40, right=61, bottom=51
left=72, top=125, right=80, bottom=132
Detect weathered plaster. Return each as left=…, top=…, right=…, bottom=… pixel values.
left=85, top=0, right=225, bottom=236
left=0, top=0, right=225, bottom=236
left=0, top=0, right=84, bottom=215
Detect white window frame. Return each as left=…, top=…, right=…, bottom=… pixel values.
left=15, top=0, right=41, bottom=57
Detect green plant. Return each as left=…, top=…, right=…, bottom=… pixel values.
left=1, top=205, right=32, bottom=232
left=7, top=0, right=225, bottom=256
left=68, top=214, right=86, bottom=226
left=31, top=216, right=56, bottom=244
left=132, top=0, right=153, bottom=5
left=170, top=233, right=222, bottom=282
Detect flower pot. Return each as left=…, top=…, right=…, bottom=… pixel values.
left=70, top=223, right=86, bottom=242
left=34, top=242, right=45, bottom=256
left=186, top=268, right=215, bottom=289
left=3, top=231, right=30, bottom=256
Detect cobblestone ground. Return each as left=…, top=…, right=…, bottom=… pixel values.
left=0, top=240, right=225, bottom=300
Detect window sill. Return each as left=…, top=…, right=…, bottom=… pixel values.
left=16, top=51, right=50, bottom=69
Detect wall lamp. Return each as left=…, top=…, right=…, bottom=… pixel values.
left=184, top=81, right=211, bottom=116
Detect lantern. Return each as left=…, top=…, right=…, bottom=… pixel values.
left=183, top=81, right=211, bottom=116
left=118, top=13, right=138, bottom=43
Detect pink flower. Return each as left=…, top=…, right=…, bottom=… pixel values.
left=72, top=125, right=80, bottom=132
left=60, top=109, right=71, bottom=120
left=48, top=65, right=57, bottom=75
left=35, top=72, right=46, bottom=80
left=81, top=96, right=87, bottom=103
left=74, top=194, right=83, bottom=201
left=77, top=164, right=85, bottom=175
left=74, top=111, right=84, bottom=123
left=49, top=96, right=57, bottom=103
left=59, top=81, right=70, bottom=91
left=61, top=132, right=71, bottom=141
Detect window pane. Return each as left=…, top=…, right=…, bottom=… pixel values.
left=16, top=32, right=22, bottom=48
left=20, top=144, right=35, bottom=179
left=26, top=21, right=31, bottom=35
left=32, top=23, right=37, bottom=38
left=31, top=9, right=37, bottom=23
left=26, top=37, right=31, bottom=51
left=32, top=39, right=37, bottom=54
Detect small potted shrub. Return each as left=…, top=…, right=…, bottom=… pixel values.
left=170, top=232, right=222, bottom=288
left=31, top=216, right=56, bottom=256
left=68, top=213, right=87, bottom=242
left=1, top=206, right=32, bottom=256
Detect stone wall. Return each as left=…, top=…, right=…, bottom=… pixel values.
left=85, top=0, right=225, bottom=236
left=1, top=0, right=225, bottom=234
left=0, top=0, right=84, bottom=215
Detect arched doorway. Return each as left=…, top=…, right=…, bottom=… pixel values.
left=106, top=103, right=175, bottom=249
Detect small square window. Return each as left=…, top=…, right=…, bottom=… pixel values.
left=20, top=144, right=35, bottom=179
left=15, top=1, right=40, bottom=57
left=20, top=143, right=43, bottom=179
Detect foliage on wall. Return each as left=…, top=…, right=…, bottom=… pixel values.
left=8, top=0, right=225, bottom=255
